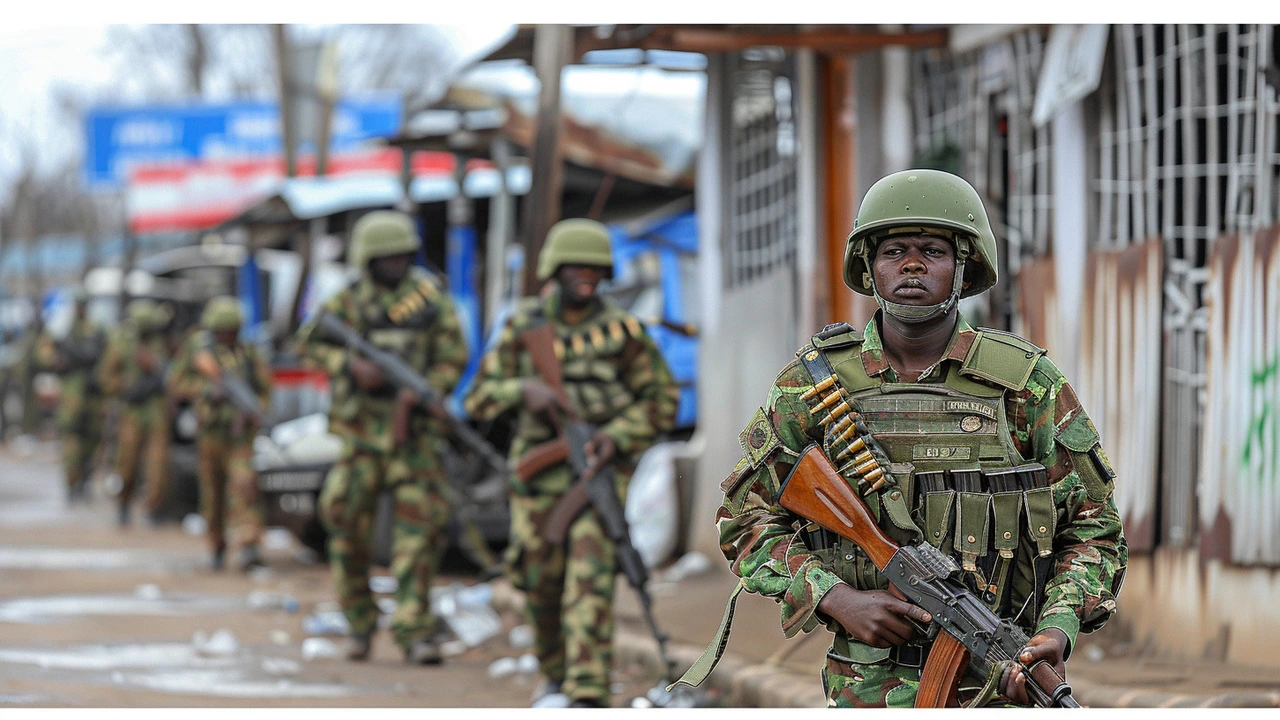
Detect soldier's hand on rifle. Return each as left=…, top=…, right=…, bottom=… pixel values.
left=816, top=583, right=932, bottom=648
left=521, top=378, right=574, bottom=419
left=350, top=356, right=386, bottom=391
left=999, top=627, right=1069, bottom=705
left=205, top=383, right=228, bottom=404
left=137, top=349, right=158, bottom=374
left=584, top=430, right=616, bottom=477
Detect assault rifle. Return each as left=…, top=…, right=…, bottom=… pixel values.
left=54, top=333, right=105, bottom=374
left=192, top=339, right=269, bottom=427
left=777, top=445, right=1080, bottom=709
left=313, top=311, right=508, bottom=475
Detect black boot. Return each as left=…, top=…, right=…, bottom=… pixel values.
left=117, top=502, right=131, bottom=528
left=237, top=546, right=264, bottom=572
left=209, top=546, right=226, bottom=571
left=345, top=632, right=373, bottom=661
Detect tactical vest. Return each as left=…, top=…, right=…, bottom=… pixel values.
left=330, top=271, right=441, bottom=420
left=797, top=323, right=1058, bottom=658
left=196, top=332, right=259, bottom=430
left=516, top=303, right=646, bottom=443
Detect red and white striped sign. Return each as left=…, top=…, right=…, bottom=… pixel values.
left=126, top=149, right=484, bottom=234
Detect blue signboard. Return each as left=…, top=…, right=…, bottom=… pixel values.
left=83, top=95, right=402, bottom=188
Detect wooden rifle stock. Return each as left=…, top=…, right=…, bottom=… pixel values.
left=776, top=445, right=898, bottom=571
left=777, top=445, right=967, bottom=708
left=515, top=437, right=570, bottom=483
left=520, top=323, right=578, bottom=423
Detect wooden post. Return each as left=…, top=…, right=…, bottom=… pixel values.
left=486, top=136, right=515, bottom=327
left=273, top=24, right=297, bottom=178
left=824, top=54, right=858, bottom=326
left=521, top=24, right=573, bottom=295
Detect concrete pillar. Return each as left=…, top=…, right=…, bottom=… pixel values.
left=1051, top=101, right=1088, bottom=380
left=880, top=26, right=914, bottom=173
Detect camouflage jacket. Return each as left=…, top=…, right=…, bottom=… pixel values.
left=167, top=330, right=272, bottom=438
left=97, top=322, right=171, bottom=418
left=463, top=289, right=680, bottom=496
left=35, top=318, right=107, bottom=424
left=718, top=313, right=1127, bottom=655
left=294, top=266, right=467, bottom=454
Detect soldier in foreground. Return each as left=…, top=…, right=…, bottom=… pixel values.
left=465, top=219, right=679, bottom=708
left=167, top=296, right=272, bottom=571
left=36, top=290, right=107, bottom=503
left=675, top=170, right=1127, bottom=707
left=98, top=299, right=172, bottom=528
left=295, top=210, right=467, bottom=665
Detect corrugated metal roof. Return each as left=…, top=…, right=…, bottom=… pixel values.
left=228, top=166, right=533, bottom=224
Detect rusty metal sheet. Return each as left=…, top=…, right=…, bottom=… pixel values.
left=1015, top=255, right=1060, bottom=354
left=1200, top=226, right=1280, bottom=566
left=1078, top=238, right=1164, bottom=553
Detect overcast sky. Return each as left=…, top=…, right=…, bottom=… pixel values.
left=0, top=24, right=514, bottom=191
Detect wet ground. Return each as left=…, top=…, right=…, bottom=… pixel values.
left=0, top=441, right=667, bottom=708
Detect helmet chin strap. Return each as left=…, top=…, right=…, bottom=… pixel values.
left=871, top=258, right=967, bottom=324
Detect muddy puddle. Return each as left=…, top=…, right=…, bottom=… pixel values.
left=0, top=643, right=364, bottom=699
left=0, top=592, right=243, bottom=624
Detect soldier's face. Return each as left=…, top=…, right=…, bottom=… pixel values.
left=213, top=329, right=239, bottom=347
left=872, top=234, right=956, bottom=306
left=368, top=253, right=414, bottom=288
left=557, top=264, right=608, bottom=306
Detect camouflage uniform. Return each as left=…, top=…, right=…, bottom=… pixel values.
left=35, top=316, right=107, bottom=497
left=677, top=170, right=1127, bottom=707
left=98, top=307, right=172, bottom=519
left=464, top=289, right=679, bottom=704
left=296, top=265, right=467, bottom=652
left=167, top=323, right=272, bottom=561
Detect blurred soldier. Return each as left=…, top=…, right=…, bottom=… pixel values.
left=167, top=296, right=272, bottom=571
left=675, top=170, right=1127, bottom=707
left=16, top=314, right=46, bottom=437
left=295, top=210, right=468, bottom=665
left=98, top=299, right=172, bottom=528
left=35, top=290, right=107, bottom=503
left=464, top=219, right=679, bottom=708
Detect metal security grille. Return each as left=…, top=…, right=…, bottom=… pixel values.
left=1094, top=24, right=1280, bottom=553
left=911, top=29, right=1054, bottom=275
left=723, top=48, right=798, bottom=289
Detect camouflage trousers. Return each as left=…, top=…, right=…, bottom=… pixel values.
left=821, top=642, right=1020, bottom=708
left=114, top=407, right=170, bottom=512
left=57, top=394, right=103, bottom=492
left=318, top=441, right=450, bottom=649
left=197, top=433, right=263, bottom=554
left=505, top=492, right=620, bottom=704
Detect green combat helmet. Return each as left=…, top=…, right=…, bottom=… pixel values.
left=844, top=169, right=999, bottom=323
left=536, top=218, right=615, bottom=281
left=201, top=296, right=243, bottom=332
left=125, top=299, right=161, bottom=332
left=348, top=210, right=422, bottom=270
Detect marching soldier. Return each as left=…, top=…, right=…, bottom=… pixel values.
left=674, top=170, right=1127, bottom=707
left=36, top=290, right=107, bottom=503
left=464, top=218, right=679, bottom=708
left=295, top=210, right=468, bottom=665
left=98, top=299, right=173, bottom=528
left=167, top=296, right=272, bottom=571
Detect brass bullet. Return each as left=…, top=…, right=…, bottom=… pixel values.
left=818, top=401, right=851, bottom=427
left=800, top=376, right=837, bottom=401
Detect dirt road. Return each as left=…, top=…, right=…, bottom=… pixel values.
left=0, top=441, right=661, bottom=708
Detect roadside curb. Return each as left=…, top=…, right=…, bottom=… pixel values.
left=488, top=580, right=1280, bottom=708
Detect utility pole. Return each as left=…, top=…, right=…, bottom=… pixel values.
left=273, top=24, right=297, bottom=178
left=521, top=24, right=573, bottom=295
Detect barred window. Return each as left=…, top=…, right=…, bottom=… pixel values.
left=723, top=48, right=799, bottom=289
